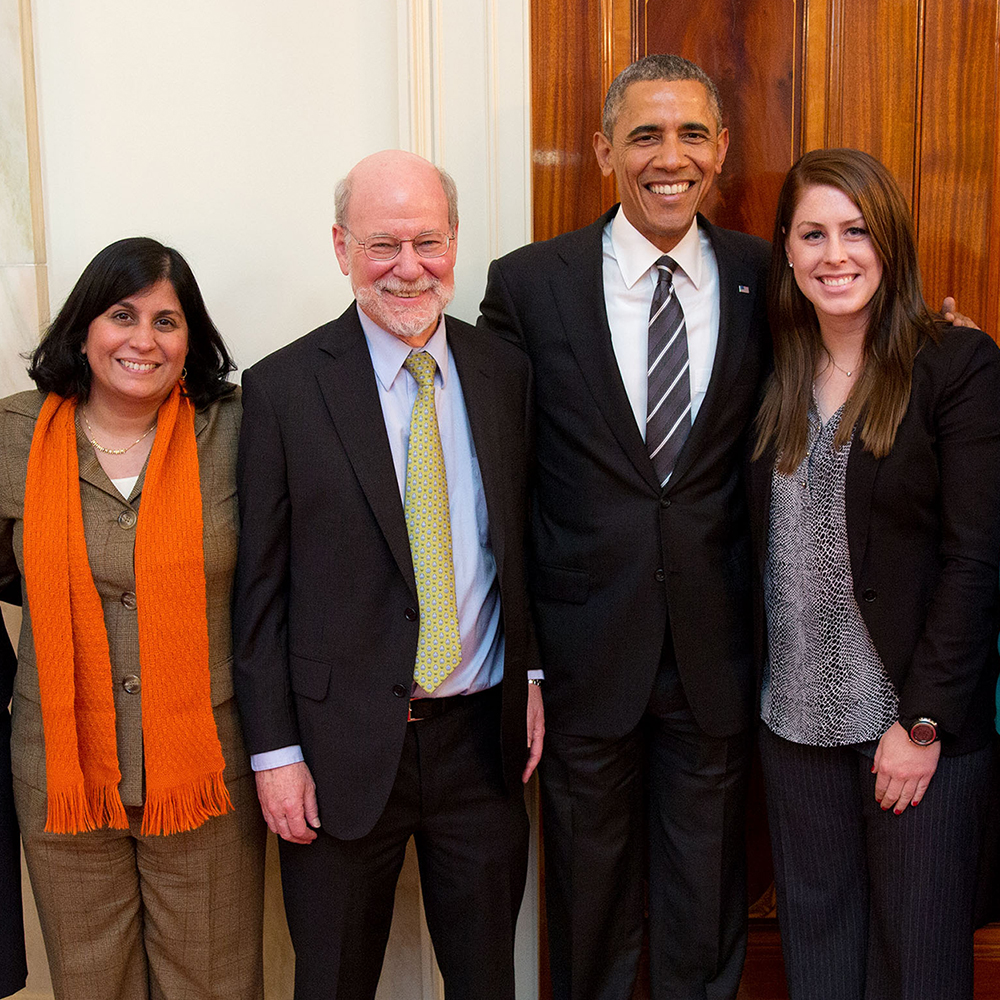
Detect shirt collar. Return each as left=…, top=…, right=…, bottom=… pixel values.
left=357, top=303, right=450, bottom=391
left=609, top=209, right=704, bottom=290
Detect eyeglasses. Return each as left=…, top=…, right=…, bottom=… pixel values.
left=346, top=230, right=455, bottom=261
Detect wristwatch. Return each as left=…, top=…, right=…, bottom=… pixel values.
left=902, top=717, right=939, bottom=746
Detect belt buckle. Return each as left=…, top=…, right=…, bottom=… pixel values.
left=407, top=699, right=423, bottom=723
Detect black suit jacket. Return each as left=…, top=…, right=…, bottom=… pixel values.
left=0, top=582, right=27, bottom=998
left=233, top=305, right=537, bottom=840
left=479, top=208, right=771, bottom=739
left=749, top=325, right=1000, bottom=754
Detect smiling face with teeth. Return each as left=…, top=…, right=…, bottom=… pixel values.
left=333, top=150, right=457, bottom=348
left=784, top=183, right=884, bottom=336
left=593, top=78, right=729, bottom=253
left=82, top=278, right=189, bottom=414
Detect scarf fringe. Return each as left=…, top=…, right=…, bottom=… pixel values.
left=140, top=772, right=233, bottom=837
left=44, top=784, right=128, bottom=835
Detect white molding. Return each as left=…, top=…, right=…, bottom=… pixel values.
left=397, top=0, right=444, bottom=162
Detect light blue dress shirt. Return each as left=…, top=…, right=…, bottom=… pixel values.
left=251, top=307, right=505, bottom=771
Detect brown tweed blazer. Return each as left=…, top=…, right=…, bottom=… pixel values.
left=0, top=387, right=249, bottom=807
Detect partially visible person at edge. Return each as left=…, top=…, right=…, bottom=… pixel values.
left=0, top=237, right=265, bottom=1000
left=0, top=580, right=26, bottom=999
left=750, top=147, right=1000, bottom=1000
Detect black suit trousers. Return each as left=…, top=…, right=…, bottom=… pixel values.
left=278, top=688, right=529, bottom=1000
left=760, top=724, right=991, bottom=1000
left=540, top=657, right=752, bottom=1000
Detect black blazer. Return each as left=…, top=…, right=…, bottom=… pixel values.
left=0, top=582, right=27, bottom=999
left=479, top=208, right=771, bottom=739
left=233, top=306, right=538, bottom=839
left=749, top=326, right=1000, bottom=754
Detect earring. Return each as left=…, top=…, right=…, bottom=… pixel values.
left=180, top=367, right=188, bottom=381
left=787, top=259, right=793, bottom=269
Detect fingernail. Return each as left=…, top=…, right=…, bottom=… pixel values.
left=911, top=800, right=919, bottom=807
left=871, top=765, right=877, bottom=773
left=894, top=809, right=902, bottom=815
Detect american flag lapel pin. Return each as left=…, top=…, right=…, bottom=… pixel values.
left=738, top=284, right=750, bottom=294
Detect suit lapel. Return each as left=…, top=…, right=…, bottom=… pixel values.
left=669, top=217, right=762, bottom=486
left=555, top=209, right=661, bottom=491
left=313, top=306, right=416, bottom=595
left=449, top=324, right=507, bottom=576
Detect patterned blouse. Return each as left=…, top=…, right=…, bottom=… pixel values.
left=761, top=403, right=898, bottom=746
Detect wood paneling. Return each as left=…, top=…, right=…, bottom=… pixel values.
left=529, top=0, right=606, bottom=241
left=530, top=0, right=1000, bottom=335
left=638, top=0, right=801, bottom=239
left=915, top=0, right=1000, bottom=334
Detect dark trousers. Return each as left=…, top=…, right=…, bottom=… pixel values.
left=278, top=687, right=529, bottom=1000
left=759, top=724, right=991, bottom=1000
left=540, top=659, right=752, bottom=1000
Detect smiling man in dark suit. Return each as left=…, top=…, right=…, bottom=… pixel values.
left=479, top=55, right=770, bottom=1000
left=233, top=149, right=544, bottom=1000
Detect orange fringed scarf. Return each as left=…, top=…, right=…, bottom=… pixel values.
left=23, top=385, right=232, bottom=836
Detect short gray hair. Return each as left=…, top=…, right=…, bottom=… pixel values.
left=334, top=165, right=459, bottom=231
left=601, top=54, right=723, bottom=138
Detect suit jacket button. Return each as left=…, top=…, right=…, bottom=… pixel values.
left=392, top=684, right=408, bottom=698
left=121, top=592, right=138, bottom=610
left=654, top=569, right=665, bottom=582
left=117, top=509, right=137, bottom=529
left=404, top=607, right=418, bottom=621
left=862, top=588, right=877, bottom=602
left=659, top=495, right=671, bottom=508
left=122, top=674, right=141, bottom=694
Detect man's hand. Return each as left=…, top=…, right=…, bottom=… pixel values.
left=523, top=682, right=545, bottom=782
left=872, top=721, right=940, bottom=816
left=941, top=296, right=979, bottom=329
left=255, top=760, right=321, bottom=843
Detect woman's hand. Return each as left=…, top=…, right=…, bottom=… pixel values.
left=872, top=721, right=940, bottom=815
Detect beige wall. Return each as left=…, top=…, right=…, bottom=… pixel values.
left=2, top=0, right=538, bottom=996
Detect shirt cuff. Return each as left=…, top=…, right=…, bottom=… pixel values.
left=527, top=670, right=544, bottom=682
left=251, top=745, right=305, bottom=771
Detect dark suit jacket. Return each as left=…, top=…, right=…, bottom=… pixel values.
left=0, top=583, right=26, bottom=999
left=479, top=207, right=771, bottom=740
left=233, top=306, right=537, bottom=840
left=749, top=325, right=1000, bottom=755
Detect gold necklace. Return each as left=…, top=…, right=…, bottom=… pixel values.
left=81, top=408, right=157, bottom=455
left=822, top=352, right=862, bottom=378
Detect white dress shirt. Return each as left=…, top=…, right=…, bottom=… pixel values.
left=602, top=210, right=721, bottom=437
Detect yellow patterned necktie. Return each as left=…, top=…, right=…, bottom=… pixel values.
left=403, top=352, right=462, bottom=692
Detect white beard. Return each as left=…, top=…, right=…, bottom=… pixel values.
left=355, top=277, right=455, bottom=342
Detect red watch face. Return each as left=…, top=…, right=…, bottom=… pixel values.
left=910, top=721, right=936, bottom=745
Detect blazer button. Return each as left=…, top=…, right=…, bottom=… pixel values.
left=121, top=592, right=138, bottom=610
left=659, top=496, right=671, bottom=508
left=654, top=569, right=665, bottom=582
left=122, top=674, right=141, bottom=694
left=862, top=588, right=877, bottom=603
left=404, top=607, right=418, bottom=621
left=392, top=684, right=408, bottom=698
left=117, top=509, right=137, bottom=529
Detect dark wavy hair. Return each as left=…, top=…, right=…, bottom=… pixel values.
left=28, top=237, right=236, bottom=408
left=754, top=148, right=938, bottom=471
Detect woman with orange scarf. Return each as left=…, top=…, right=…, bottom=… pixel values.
left=0, top=238, right=265, bottom=999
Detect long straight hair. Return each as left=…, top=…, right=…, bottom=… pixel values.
left=753, top=148, right=939, bottom=472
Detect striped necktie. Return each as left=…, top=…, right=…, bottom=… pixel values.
left=403, top=352, right=462, bottom=692
left=646, top=255, right=691, bottom=486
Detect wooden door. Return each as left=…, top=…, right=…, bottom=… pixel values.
left=531, top=0, right=1000, bottom=336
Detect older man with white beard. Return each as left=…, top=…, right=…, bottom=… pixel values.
left=233, top=149, right=544, bottom=1000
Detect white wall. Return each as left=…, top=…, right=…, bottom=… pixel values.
left=3, top=0, right=537, bottom=997
left=30, top=0, right=531, bottom=373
